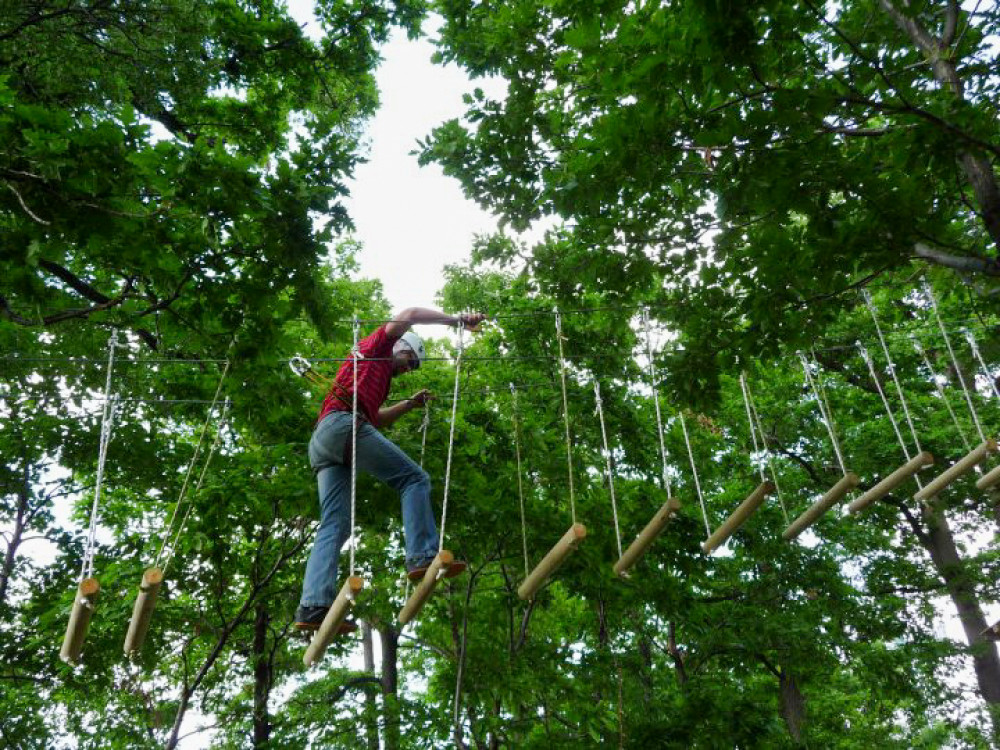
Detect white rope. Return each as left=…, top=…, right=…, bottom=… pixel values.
left=799, top=353, right=847, bottom=475
left=965, top=329, right=1000, bottom=401
left=862, top=291, right=923, bottom=454
left=438, top=321, right=464, bottom=549
left=161, top=399, right=230, bottom=576
left=554, top=309, right=577, bottom=525
left=925, top=283, right=986, bottom=443
left=743, top=374, right=789, bottom=525
left=679, top=411, right=711, bottom=537
left=418, top=401, right=430, bottom=468
left=911, top=335, right=973, bottom=453
left=350, top=319, right=360, bottom=576
left=510, top=384, right=530, bottom=578
left=155, top=359, right=231, bottom=568
left=594, top=381, right=623, bottom=559
left=738, top=372, right=766, bottom=483
left=641, top=307, right=671, bottom=498
left=81, top=332, right=120, bottom=581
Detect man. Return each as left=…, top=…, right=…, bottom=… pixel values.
left=295, top=307, right=486, bottom=631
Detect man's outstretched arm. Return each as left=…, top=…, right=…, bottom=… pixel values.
left=385, top=308, right=485, bottom=339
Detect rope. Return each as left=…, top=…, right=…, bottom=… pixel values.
left=911, top=335, right=973, bottom=453
left=742, top=373, right=789, bottom=524
left=438, top=322, right=464, bottom=550
left=160, top=399, right=230, bottom=576
left=554, top=309, right=577, bottom=525
left=418, top=401, right=430, bottom=468
left=965, top=329, right=1000, bottom=401
left=799, top=353, right=847, bottom=475
left=350, top=319, right=360, bottom=577
left=924, top=282, right=986, bottom=443
left=641, top=308, right=671, bottom=498
left=679, top=411, right=711, bottom=537
left=594, top=381, right=623, bottom=559
left=511, top=384, right=530, bottom=579
left=80, top=332, right=120, bottom=581
left=862, top=291, right=923, bottom=455
left=154, top=360, right=231, bottom=569
left=738, top=372, right=766, bottom=483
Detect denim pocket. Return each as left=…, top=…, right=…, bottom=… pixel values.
left=308, top=412, right=352, bottom=471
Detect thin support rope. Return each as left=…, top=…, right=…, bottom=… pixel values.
left=554, top=309, right=577, bottom=525
left=594, top=381, right=623, bottom=559
left=799, top=353, right=847, bottom=475
left=641, top=307, right=671, bottom=498
left=743, top=374, right=789, bottom=524
left=439, top=322, right=464, bottom=549
left=155, top=360, right=231, bottom=568
left=912, top=335, right=973, bottom=453
left=862, top=291, right=923, bottom=454
left=350, top=319, right=360, bottom=576
left=965, top=329, right=1000, bottom=401
left=925, top=283, right=986, bottom=442
left=510, top=384, right=530, bottom=579
left=858, top=342, right=924, bottom=490
left=419, top=402, right=430, bottom=468
left=160, top=399, right=230, bottom=576
left=679, top=411, right=711, bottom=537
left=81, top=332, right=120, bottom=581
left=739, top=372, right=766, bottom=483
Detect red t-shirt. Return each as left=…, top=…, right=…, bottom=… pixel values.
left=318, top=325, right=399, bottom=427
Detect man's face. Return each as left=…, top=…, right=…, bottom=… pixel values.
left=392, top=347, right=419, bottom=376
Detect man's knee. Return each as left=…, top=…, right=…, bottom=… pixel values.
left=407, top=466, right=431, bottom=493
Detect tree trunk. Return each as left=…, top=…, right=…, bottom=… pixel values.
left=920, top=504, right=1000, bottom=738
left=361, top=621, right=379, bottom=750
left=778, top=669, right=806, bottom=745
left=251, top=604, right=272, bottom=748
left=379, top=623, right=401, bottom=750
left=0, top=459, right=30, bottom=607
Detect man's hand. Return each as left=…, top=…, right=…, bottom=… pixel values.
left=410, top=389, right=433, bottom=407
left=458, top=312, right=487, bottom=332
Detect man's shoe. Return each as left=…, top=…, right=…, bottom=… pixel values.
left=295, top=605, right=358, bottom=635
left=406, top=556, right=468, bottom=582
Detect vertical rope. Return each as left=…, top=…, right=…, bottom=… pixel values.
left=350, top=318, right=359, bottom=577
left=439, top=322, right=464, bottom=549
left=925, top=283, right=986, bottom=442
left=799, top=353, right=847, bottom=475
left=965, top=329, right=1000, bottom=401
left=679, top=411, right=711, bottom=537
left=81, top=332, right=119, bottom=582
left=594, top=381, right=623, bottom=559
left=554, top=309, right=577, bottom=525
left=641, top=307, right=672, bottom=498
left=510, top=384, right=530, bottom=579
left=738, top=372, right=766, bottom=483
left=912, top=335, right=973, bottom=453
left=418, top=401, right=430, bottom=468
left=862, top=291, right=923, bottom=454
left=743, top=374, right=789, bottom=524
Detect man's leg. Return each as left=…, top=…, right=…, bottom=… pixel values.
left=354, top=425, right=439, bottom=570
left=299, top=463, right=351, bottom=611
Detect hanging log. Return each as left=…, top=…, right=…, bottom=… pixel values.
left=123, top=567, right=164, bottom=656
left=303, top=576, right=364, bottom=667
left=60, top=578, right=100, bottom=665
left=398, top=551, right=455, bottom=625
left=613, top=498, right=681, bottom=577
left=848, top=452, right=934, bottom=514
left=914, top=439, right=997, bottom=503
left=976, top=463, right=1000, bottom=492
left=782, top=473, right=859, bottom=541
left=517, top=523, right=587, bottom=600
left=702, top=481, right=774, bottom=554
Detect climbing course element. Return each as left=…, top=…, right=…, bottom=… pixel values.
left=62, top=332, right=119, bottom=665
left=517, top=310, right=585, bottom=600
left=965, top=329, right=1000, bottom=493
left=613, top=308, right=680, bottom=577
left=304, top=576, right=364, bottom=666
left=702, top=481, right=775, bottom=553
left=783, top=353, right=858, bottom=541
left=915, top=439, right=997, bottom=503
left=122, top=568, right=165, bottom=656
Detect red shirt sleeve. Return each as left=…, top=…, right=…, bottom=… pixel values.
left=358, top=324, right=399, bottom=359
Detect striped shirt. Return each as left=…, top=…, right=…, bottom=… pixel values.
left=318, top=325, right=399, bottom=427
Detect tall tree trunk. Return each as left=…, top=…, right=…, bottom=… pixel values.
left=0, top=458, right=30, bottom=607
left=361, top=621, right=379, bottom=750
left=778, top=669, right=805, bottom=745
left=251, top=604, right=272, bottom=748
left=919, top=505, right=1000, bottom=738
left=379, top=623, right=401, bottom=750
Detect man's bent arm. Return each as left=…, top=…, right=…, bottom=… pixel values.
left=378, top=398, right=419, bottom=429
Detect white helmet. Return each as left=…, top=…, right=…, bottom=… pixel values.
left=394, top=331, right=426, bottom=369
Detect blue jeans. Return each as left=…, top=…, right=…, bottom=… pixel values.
left=300, top=411, right=438, bottom=608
